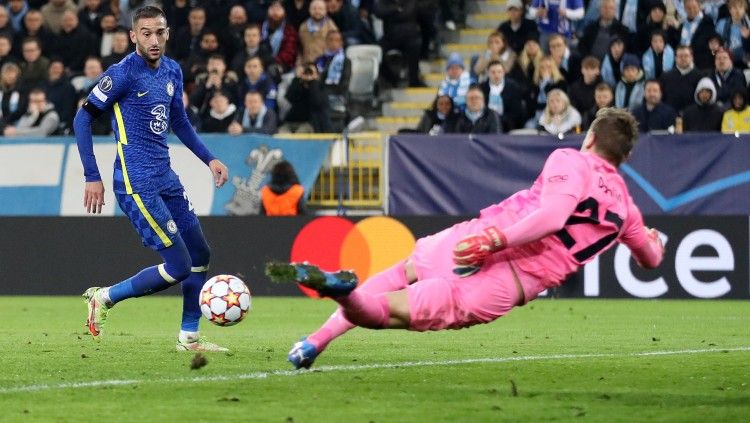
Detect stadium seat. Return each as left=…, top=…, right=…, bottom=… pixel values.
left=346, top=45, right=382, bottom=101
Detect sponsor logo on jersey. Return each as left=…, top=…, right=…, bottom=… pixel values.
left=166, top=81, right=174, bottom=97
left=149, top=104, right=168, bottom=134
left=166, top=220, right=178, bottom=234
left=137, top=91, right=149, bottom=97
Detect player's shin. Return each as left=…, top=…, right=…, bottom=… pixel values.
left=337, top=291, right=391, bottom=329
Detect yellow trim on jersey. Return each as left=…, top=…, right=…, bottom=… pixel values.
left=191, top=265, right=209, bottom=272
left=158, top=263, right=178, bottom=284
left=113, top=103, right=133, bottom=194
left=132, top=193, right=173, bottom=247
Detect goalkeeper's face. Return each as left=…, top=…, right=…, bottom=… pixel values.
left=131, top=16, right=169, bottom=65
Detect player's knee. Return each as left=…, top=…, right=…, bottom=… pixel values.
left=191, top=244, right=210, bottom=267
left=164, top=261, right=191, bottom=282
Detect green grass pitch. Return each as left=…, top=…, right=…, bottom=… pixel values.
left=0, top=296, right=748, bottom=422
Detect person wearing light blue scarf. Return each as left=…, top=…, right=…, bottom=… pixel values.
left=615, top=53, right=645, bottom=109
left=715, top=0, right=750, bottom=66
left=642, top=31, right=675, bottom=80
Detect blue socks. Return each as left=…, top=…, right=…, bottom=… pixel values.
left=179, top=225, right=211, bottom=332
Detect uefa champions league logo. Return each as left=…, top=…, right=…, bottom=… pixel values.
left=224, top=145, right=283, bottom=215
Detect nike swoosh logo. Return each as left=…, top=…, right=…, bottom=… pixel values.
left=137, top=91, right=148, bottom=97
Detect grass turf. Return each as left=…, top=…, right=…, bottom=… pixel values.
left=0, top=297, right=748, bottom=422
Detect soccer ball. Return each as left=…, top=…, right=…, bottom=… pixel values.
left=199, top=275, right=251, bottom=326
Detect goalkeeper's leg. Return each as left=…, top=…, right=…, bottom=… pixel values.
left=305, top=261, right=414, bottom=353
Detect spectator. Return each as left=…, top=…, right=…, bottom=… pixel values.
left=416, top=0, right=438, bottom=60
left=0, top=62, right=27, bottom=126
left=582, top=82, right=614, bottom=129
left=183, top=30, right=223, bottom=84
left=200, top=0, right=236, bottom=31
left=181, top=89, right=201, bottom=131
left=169, top=6, right=206, bottom=62
left=568, top=56, right=602, bottom=115
left=200, top=90, right=238, bottom=133
left=163, top=0, right=190, bottom=31
left=710, top=48, right=747, bottom=107
left=579, top=0, right=646, bottom=37
left=225, top=5, right=249, bottom=66
left=682, top=77, right=723, bottom=132
left=548, top=33, right=581, bottom=83
left=42, top=58, right=76, bottom=133
left=526, top=55, right=566, bottom=127
left=98, top=14, right=119, bottom=58
left=102, top=28, right=131, bottom=69
left=52, top=10, right=98, bottom=74
left=326, top=0, right=373, bottom=46
left=263, top=0, right=300, bottom=74
left=298, top=0, right=338, bottom=65
left=71, top=56, right=103, bottom=98
left=538, top=88, right=581, bottom=135
left=78, top=0, right=110, bottom=38
left=413, top=94, right=458, bottom=134
left=316, top=29, right=351, bottom=131
left=40, top=0, right=76, bottom=35
left=659, top=45, right=702, bottom=115
left=13, top=9, right=54, bottom=60
left=679, top=0, right=716, bottom=71
left=601, top=36, right=625, bottom=87
left=721, top=89, right=750, bottom=133
left=448, top=85, right=501, bottom=134
left=191, top=54, right=241, bottom=114
left=438, top=52, right=472, bottom=110
left=229, top=90, right=279, bottom=135
left=284, top=0, right=312, bottom=30
left=230, top=24, right=276, bottom=80
left=479, top=60, right=525, bottom=131
left=279, top=62, right=332, bottom=133
left=637, top=0, right=680, bottom=55
left=642, top=30, right=674, bottom=80
left=374, top=0, right=425, bottom=87
left=260, top=161, right=306, bottom=216
left=510, top=37, right=542, bottom=90
left=715, top=0, right=750, bottom=68
left=578, top=0, right=630, bottom=60
left=18, top=37, right=48, bottom=90
left=498, top=0, right=539, bottom=54
left=237, top=55, right=277, bottom=112
left=615, top=53, right=645, bottom=109
left=0, top=34, right=14, bottom=69
left=630, top=79, right=676, bottom=132
left=2, top=88, right=59, bottom=136
left=7, top=0, right=30, bottom=33
left=0, top=5, right=13, bottom=37
left=474, top=31, right=517, bottom=83
left=529, top=0, right=584, bottom=47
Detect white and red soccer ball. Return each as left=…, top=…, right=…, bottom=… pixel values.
left=199, top=275, right=251, bottom=326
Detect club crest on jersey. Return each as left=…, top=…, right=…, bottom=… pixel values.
left=98, top=76, right=113, bottom=92
left=166, top=81, right=174, bottom=97
left=149, top=104, right=168, bottom=134
left=166, top=220, right=178, bottom=234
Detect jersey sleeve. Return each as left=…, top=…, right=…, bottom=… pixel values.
left=539, top=149, right=588, bottom=201
left=85, top=63, right=131, bottom=111
left=618, top=195, right=664, bottom=268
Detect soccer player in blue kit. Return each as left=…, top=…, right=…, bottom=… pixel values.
left=73, top=6, right=230, bottom=352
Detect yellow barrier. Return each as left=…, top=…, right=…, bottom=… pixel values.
left=274, top=132, right=385, bottom=209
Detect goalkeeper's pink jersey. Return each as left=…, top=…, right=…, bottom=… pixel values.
left=479, top=148, right=649, bottom=287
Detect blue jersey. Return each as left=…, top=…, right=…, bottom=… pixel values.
left=86, top=53, right=197, bottom=194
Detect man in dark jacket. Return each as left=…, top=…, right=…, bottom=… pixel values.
left=683, top=77, right=724, bottom=132
left=479, top=61, right=524, bottom=131
left=578, top=0, right=631, bottom=60
left=497, top=0, right=538, bottom=54
left=659, top=45, right=702, bottom=115
left=568, top=56, right=602, bottom=115
left=710, top=48, right=747, bottom=107
left=680, top=0, right=717, bottom=70
left=374, top=0, right=424, bottom=87
left=630, top=79, right=676, bottom=132
left=447, top=85, right=501, bottom=134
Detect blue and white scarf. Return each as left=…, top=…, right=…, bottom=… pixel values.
left=465, top=108, right=484, bottom=123
left=680, top=12, right=704, bottom=46
left=242, top=104, right=267, bottom=129
left=618, top=0, right=638, bottom=32
left=306, top=17, right=327, bottom=33
left=9, top=2, right=28, bottom=32
left=316, top=48, right=346, bottom=85
left=488, top=81, right=504, bottom=115
left=601, top=54, right=617, bottom=86
left=716, top=16, right=750, bottom=59
left=642, top=45, right=675, bottom=80
left=262, top=20, right=285, bottom=56
left=615, top=79, right=644, bottom=109
left=438, top=71, right=472, bottom=109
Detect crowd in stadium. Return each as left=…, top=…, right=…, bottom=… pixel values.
left=1, top=0, right=750, bottom=137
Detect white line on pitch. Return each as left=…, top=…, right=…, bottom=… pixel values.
left=1, top=346, right=748, bottom=395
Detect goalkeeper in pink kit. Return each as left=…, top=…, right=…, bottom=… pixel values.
left=267, top=108, right=665, bottom=369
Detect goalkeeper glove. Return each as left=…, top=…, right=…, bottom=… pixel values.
left=452, top=226, right=507, bottom=268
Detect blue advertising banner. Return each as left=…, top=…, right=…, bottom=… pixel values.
left=388, top=133, right=750, bottom=215
left=0, top=134, right=332, bottom=216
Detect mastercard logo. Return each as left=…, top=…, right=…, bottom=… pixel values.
left=290, top=216, right=416, bottom=297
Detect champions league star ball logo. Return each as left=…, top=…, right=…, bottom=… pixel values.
left=98, top=76, right=113, bottom=92
left=166, top=81, right=174, bottom=97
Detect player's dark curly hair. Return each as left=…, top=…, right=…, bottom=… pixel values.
left=589, top=107, right=639, bottom=166
left=132, top=5, right=167, bottom=27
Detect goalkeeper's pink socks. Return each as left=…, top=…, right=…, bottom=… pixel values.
left=307, top=261, right=409, bottom=351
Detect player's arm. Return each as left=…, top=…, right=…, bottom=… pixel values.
left=169, top=72, right=228, bottom=187
left=453, top=149, right=586, bottom=268
left=619, top=198, right=664, bottom=269
left=73, top=68, right=128, bottom=214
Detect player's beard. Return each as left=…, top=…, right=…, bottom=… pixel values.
left=139, top=44, right=163, bottom=65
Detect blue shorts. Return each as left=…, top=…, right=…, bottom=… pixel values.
left=116, top=178, right=199, bottom=250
